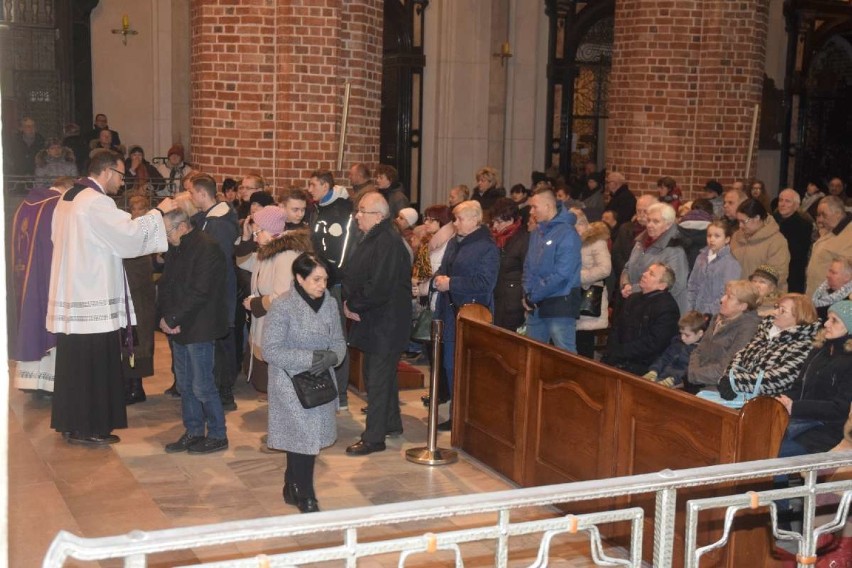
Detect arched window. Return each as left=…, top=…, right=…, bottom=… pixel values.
left=545, top=0, right=613, bottom=180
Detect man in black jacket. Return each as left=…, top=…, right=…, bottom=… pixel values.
left=158, top=209, right=229, bottom=455
left=603, top=262, right=680, bottom=375
left=343, top=192, right=412, bottom=455
left=774, top=188, right=813, bottom=294
left=308, top=169, right=357, bottom=408
left=603, top=172, right=636, bottom=233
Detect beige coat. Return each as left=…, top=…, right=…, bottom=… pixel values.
left=577, top=223, right=611, bottom=331
left=730, top=215, right=790, bottom=292
left=805, top=216, right=852, bottom=296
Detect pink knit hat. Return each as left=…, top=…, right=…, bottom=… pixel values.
left=253, top=206, right=286, bottom=235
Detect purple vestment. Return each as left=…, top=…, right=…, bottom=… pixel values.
left=11, top=186, right=63, bottom=361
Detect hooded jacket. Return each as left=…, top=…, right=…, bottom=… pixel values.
left=523, top=207, right=582, bottom=305
left=686, top=244, right=741, bottom=315
left=577, top=222, right=611, bottom=331
left=309, top=185, right=356, bottom=287
left=730, top=215, right=790, bottom=293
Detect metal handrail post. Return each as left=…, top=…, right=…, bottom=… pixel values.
left=405, top=320, right=458, bottom=465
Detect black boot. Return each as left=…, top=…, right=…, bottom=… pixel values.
left=126, top=378, right=146, bottom=405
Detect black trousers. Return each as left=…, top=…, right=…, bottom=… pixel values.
left=362, top=351, right=403, bottom=444
left=285, top=451, right=316, bottom=499
left=576, top=330, right=597, bottom=359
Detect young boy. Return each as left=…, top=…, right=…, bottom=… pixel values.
left=642, top=311, right=708, bottom=388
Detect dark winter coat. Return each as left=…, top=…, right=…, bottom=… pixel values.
left=648, top=337, right=697, bottom=382
left=380, top=181, right=410, bottom=219
left=434, top=225, right=499, bottom=342
left=718, top=317, right=820, bottom=399
left=344, top=218, right=412, bottom=354
left=603, top=289, right=680, bottom=374
left=787, top=334, right=852, bottom=452
left=473, top=186, right=507, bottom=213
left=158, top=229, right=228, bottom=344
left=4, top=131, right=45, bottom=175
left=309, top=187, right=356, bottom=287
left=34, top=146, right=78, bottom=186
left=493, top=226, right=529, bottom=331
left=192, top=201, right=239, bottom=326
left=604, top=184, right=637, bottom=232
left=773, top=211, right=813, bottom=294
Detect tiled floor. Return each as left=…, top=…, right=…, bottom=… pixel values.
left=9, top=334, right=618, bottom=567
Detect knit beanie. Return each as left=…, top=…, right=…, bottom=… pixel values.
left=252, top=206, right=286, bottom=235
left=749, top=264, right=780, bottom=287
left=829, top=300, right=852, bottom=335
left=398, top=207, right=419, bottom=227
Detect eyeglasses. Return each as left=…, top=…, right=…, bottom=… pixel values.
left=166, top=224, right=181, bottom=236
left=110, top=168, right=126, bottom=179
left=773, top=303, right=791, bottom=314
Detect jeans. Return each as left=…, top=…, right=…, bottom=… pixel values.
left=525, top=311, right=578, bottom=353
left=214, top=328, right=236, bottom=402
left=173, top=341, right=227, bottom=439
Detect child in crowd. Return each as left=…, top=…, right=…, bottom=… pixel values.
left=686, top=219, right=741, bottom=315
left=642, top=311, right=708, bottom=388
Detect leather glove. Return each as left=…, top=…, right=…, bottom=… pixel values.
left=310, top=350, right=338, bottom=375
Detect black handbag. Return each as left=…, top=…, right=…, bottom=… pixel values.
left=287, top=368, right=337, bottom=409
left=411, top=306, right=434, bottom=342
left=579, top=285, right=604, bottom=318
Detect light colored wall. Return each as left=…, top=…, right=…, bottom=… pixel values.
left=91, top=1, right=178, bottom=159
left=420, top=0, right=547, bottom=207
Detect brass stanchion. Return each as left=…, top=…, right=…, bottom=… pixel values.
left=405, top=320, right=458, bottom=465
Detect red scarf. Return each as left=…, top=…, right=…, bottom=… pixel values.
left=492, top=219, right=521, bottom=249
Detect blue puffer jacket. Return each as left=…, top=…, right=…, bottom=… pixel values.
left=434, top=225, right=499, bottom=343
left=523, top=208, right=581, bottom=304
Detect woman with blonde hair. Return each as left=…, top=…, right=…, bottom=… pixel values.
left=572, top=209, right=611, bottom=359
left=472, top=166, right=505, bottom=211
left=717, top=293, right=820, bottom=399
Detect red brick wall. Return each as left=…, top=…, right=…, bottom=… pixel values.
left=606, top=0, right=769, bottom=199
left=190, top=0, right=382, bottom=194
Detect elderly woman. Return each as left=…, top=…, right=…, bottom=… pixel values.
left=263, top=253, right=346, bottom=513
left=34, top=138, right=77, bottom=186
left=490, top=198, right=530, bottom=331
left=731, top=198, right=790, bottom=292
left=812, top=256, right=852, bottom=321
left=718, top=293, right=820, bottom=400
left=236, top=206, right=313, bottom=392
left=775, top=300, right=852, bottom=458
left=620, top=202, right=689, bottom=314
left=433, top=200, right=499, bottom=431
left=687, top=280, right=762, bottom=390
left=573, top=210, right=611, bottom=359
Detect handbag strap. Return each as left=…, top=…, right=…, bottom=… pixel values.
left=727, top=365, right=765, bottom=398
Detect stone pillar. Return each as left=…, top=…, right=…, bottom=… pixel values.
left=190, top=0, right=382, bottom=192
left=606, top=0, right=769, bottom=197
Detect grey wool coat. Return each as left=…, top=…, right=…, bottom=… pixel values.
left=262, top=288, right=347, bottom=455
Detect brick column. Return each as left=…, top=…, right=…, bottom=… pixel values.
left=190, top=0, right=382, bottom=193
left=606, top=0, right=769, bottom=198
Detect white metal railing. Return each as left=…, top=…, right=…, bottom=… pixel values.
left=42, top=452, right=852, bottom=568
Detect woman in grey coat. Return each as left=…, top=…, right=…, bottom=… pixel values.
left=262, top=253, right=347, bottom=513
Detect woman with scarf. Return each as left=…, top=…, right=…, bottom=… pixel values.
left=718, top=293, right=820, bottom=400
left=489, top=198, right=529, bottom=331
left=263, top=253, right=346, bottom=513
left=236, top=206, right=313, bottom=392
left=412, top=204, right=453, bottom=406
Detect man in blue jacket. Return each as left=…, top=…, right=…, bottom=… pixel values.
left=522, top=188, right=582, bottom=353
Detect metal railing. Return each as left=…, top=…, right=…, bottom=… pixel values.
left=43, top=452, right=852, bottom=568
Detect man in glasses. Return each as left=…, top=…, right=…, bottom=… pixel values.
left=47, top=149, right=176, bottom=446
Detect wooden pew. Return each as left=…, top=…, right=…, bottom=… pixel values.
left=451, top=305, right=789, bottom=567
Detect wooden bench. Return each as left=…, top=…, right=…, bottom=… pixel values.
left=451, top=305, right=789, bottom=567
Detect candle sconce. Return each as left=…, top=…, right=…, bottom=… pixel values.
left=493, top=42, right=513, bottom=66
left=112, top=14, right=138, bottom=46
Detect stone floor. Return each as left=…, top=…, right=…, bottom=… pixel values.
left=10, top=334, right=625, bottom=567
